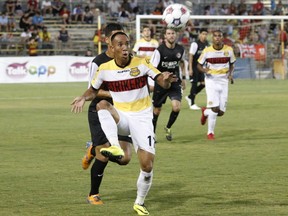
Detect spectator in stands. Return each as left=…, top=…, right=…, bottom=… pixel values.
left=257, top=24, right=269, bottom=43
left=26, top=33, right=38, bottom=56
left=5, top=0, right=15, bottom=14
left=237, top=0, right=247, bottom=15
left=228, top=1, right=237, bottom=15
left=274, top=0, right=285, bottom=15
left=59, top=6, right=70, bottom=25
left=93, top=29, right=99, bottom=48
left=20, top=27, right=32, bottom=44
left=72, top=4, right=84, bottom=23
left=41, top=0, right=52, bottom=16
left=121, top=0, right=132, bottom=13
left=27, top=0, right=38, bottom=12
left=130, top=0, right=139, bottom=14
left=83, top=6, right=94, bottom=24
left=85, top=47, right=93, bottom=56
left=147, top=19, right=157, bottom=38
left=57, top=25, right=70, bottom=51
left=51, top=0, right=66, bottom=17
left=32, top=11, right=44, bottom=29
left=163, top=0, right=174, bottom=9
left=39, top=26, right=54, bottom=55
left=19, top=11, right=32, bottom=30
left=0, top=12, right=9, bottom=32
left=209, top=2, right=219, bottom=15
left=152, top=1, right=163, bottom=15
left=253, top=0, right=264, bottom=15
left=15, top=0, right=24, bottom=16
left=118, top=7, right=131, bottom=24
left=223, top=32, right=233, bottom=47
left=107, top=0, right=121, bottom=17
left=7, top=13, right=16, bottom=32
left=219, top=4, right=229, bottom=15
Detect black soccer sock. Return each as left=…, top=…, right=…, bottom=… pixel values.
left=152, top=113, right=159, bottom=133
left=196, top=84, right=205, bottom=94
left=191, top=83, right=198, bottom=105
left=166, top=111, right=179, bottom=129
left=89, top=159, right=108, bottom=196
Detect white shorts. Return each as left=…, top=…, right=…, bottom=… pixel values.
left=116, top=108, right=155, bottom=155
left=205, top=76, right=228, bottom=112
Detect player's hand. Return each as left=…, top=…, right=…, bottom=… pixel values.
left=162, top=72, right=178, bottom=83
left=228, top=74, right=234, bottom=84
left=71, top=96, right=86, bottom=113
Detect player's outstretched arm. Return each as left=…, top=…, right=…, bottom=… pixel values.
left=156, top=72, right=178, bottom=89
left=71, top=87, right=98, bottom=113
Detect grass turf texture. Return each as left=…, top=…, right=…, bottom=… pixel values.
left=1, top=80, right=288, bottom=216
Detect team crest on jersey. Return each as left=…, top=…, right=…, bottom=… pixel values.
left=145, top=57, right=150, bottom=64
left=130, top=67, right=140, bottom=76
left=176, top=52, right=182, bottom=59
left=224, top=51, right=229, bottom=56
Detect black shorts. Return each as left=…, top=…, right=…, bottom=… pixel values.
left=190, top=68, right=205, bottom=83
left=88, top=111, right=132, bottom=146
left=152, top=82, right=182, bottom=108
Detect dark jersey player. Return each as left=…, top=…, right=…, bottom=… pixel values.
left=186, top=28, right=209, bottom=110
left=150, top=27, right=186, bottom=141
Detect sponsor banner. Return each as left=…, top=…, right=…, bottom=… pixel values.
left=0, top=56, right=92, bottom=83
left=237, top=44, right=266, bottom=61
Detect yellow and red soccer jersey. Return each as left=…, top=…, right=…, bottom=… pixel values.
left=91, top=56, right=161, bottom=112
left=133, top=38, right=159, bottom=57
left=198, top=44, right=236, bottom=76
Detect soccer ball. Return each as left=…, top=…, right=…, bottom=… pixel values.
left=162, top=4, right=190, bottom=31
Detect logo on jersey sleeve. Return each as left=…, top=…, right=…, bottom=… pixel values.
left=130, top=67, right=140, bottom=77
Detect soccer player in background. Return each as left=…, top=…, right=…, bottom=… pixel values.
left=186, top=28, right=209, bottom=110
left=72, top=31, right=176, bottom=215
left=197, top=29, right=236, bottom=140
left=133, top=25, right=159, bottom=58
left=71, top=23, right=133, bottom=205
left=133, top=25, right=159, bottom=92
left=150, top=27, right=186, bottom=141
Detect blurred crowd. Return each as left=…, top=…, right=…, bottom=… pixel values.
left=0, top=0, right=287, bottom=56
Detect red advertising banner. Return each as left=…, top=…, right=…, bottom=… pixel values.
left=237, top=44, right=266, bottom=61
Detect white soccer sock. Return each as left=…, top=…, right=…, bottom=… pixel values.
left=207, top=110, right=218, bottom=134
left=98, top=109, right=120, bottom=147
left=135, top=170, right=153, bottom=205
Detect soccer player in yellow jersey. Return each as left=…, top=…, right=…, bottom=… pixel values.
left=197, top=30, right=236, bottom=140
left=133, top=25, right=159, bottom=92
left=71, top=32, right=176, bottom=215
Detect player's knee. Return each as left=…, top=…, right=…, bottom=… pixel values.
left=153, top=107, right=161, bottom=115
left=141, top=164, right=153, bottom=173
left=118, top=157, right=130, bottom=165
left=211, top=107, right=220, bottom=113
left=96, top=100, right=111, bottom=111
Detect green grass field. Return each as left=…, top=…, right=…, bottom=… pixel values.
left=1, top=80, right=288, bottom=216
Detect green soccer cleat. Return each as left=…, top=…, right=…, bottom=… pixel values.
left=164, top=127, right=172, bottom=141
left=133, top=203, right=149, bottom=215
left=100, top=146, right=124, bottom=161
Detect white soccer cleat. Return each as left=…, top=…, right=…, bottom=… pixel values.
left=190, top=104, right=201, bottom=110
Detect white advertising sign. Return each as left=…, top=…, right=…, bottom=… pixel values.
left=0, top=56, right=93, bottom=83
